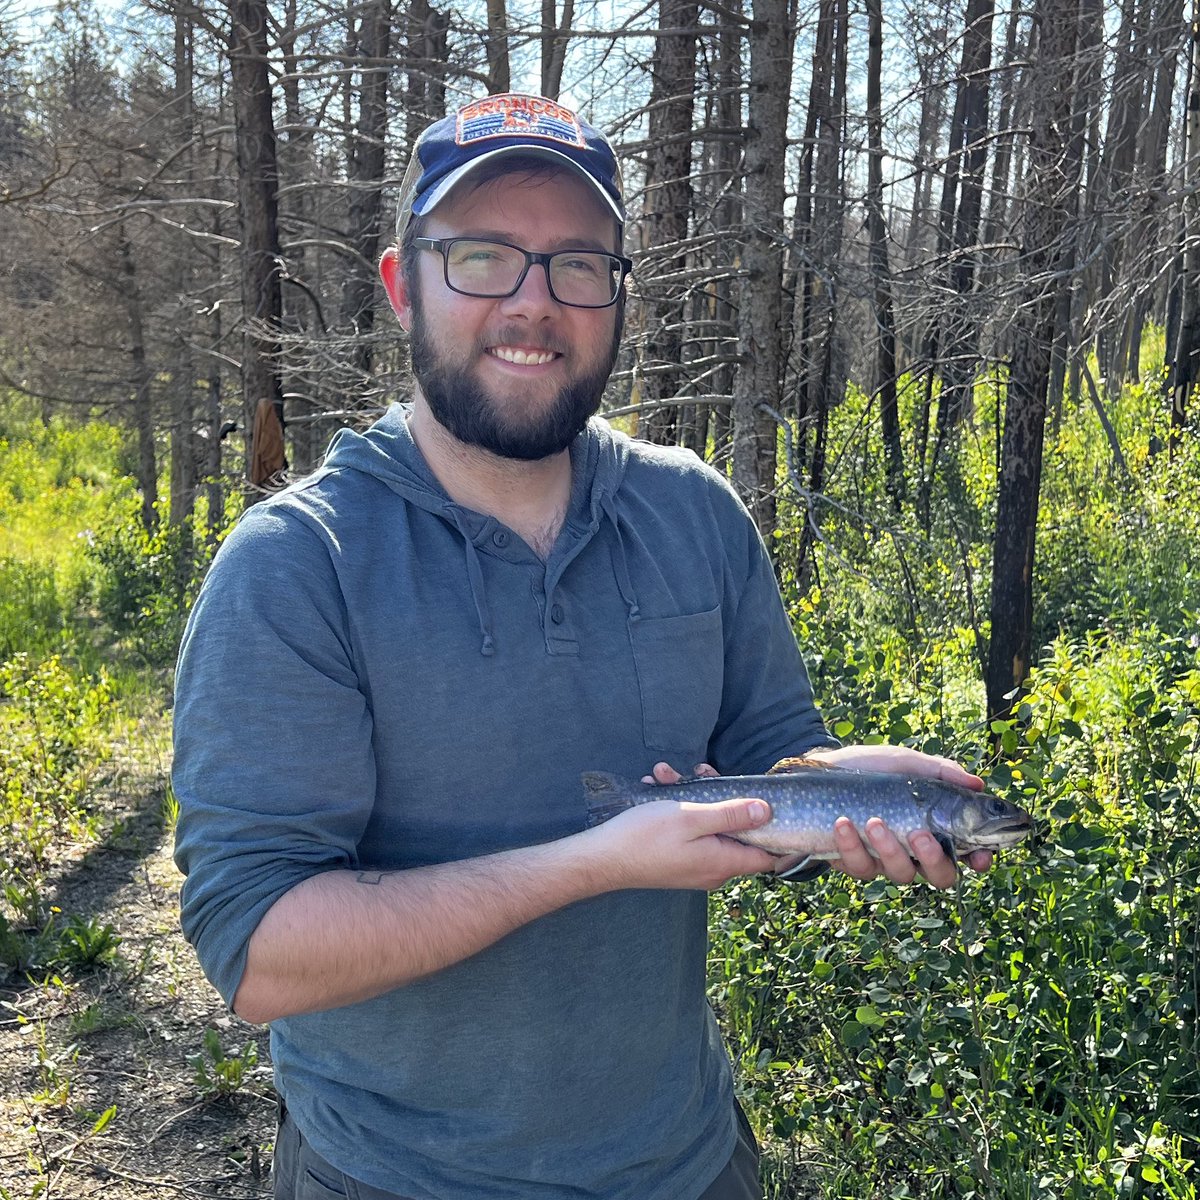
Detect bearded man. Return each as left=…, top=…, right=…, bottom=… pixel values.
left=173, top=92, right=990, bottom=1200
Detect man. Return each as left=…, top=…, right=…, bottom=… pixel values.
left=173, top=92, right=991, bottom=1200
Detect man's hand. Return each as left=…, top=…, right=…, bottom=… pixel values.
left=645, top=750, right=993, bottom=891
left=582, top=760, right=777, bottom=891
left=804, top=744, right=993, bottom=887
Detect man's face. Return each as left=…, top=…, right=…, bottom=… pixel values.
left=406, top=170, right=623, bottom=461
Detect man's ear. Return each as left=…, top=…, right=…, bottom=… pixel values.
left=379, top=246, right=412, bottom=331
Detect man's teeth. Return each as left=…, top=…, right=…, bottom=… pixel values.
left=491, top=347, right=557, bottom=366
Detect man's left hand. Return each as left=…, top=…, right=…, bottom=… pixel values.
left=646, top=747, right=994, bottom=890
left=803, top=744, right=993, bottom=888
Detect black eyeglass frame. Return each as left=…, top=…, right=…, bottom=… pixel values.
left=414, top=237, right=633, bottom=309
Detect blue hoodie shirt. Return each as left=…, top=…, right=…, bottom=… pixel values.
left=173, top=405, right=834, bottom=1200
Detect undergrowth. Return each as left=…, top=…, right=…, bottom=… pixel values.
left=741, top=335, right=1200, bottom=1197
left=2, top=349, right=1198, bottom=1199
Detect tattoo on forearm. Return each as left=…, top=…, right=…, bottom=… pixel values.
left=356, top=871, right=392, bottom=885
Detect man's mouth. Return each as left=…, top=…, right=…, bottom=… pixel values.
left=488, top=346, right=561, bottom=366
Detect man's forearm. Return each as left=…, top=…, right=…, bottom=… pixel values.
left=232, top=835, right=612, bottom=1024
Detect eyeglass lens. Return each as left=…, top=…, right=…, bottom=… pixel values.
left=443, top=240, right=622, bottom=307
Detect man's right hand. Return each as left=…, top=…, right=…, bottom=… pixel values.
left=579, top=795, right=777, bottom=892
left=234, top=782, right=774, bottom=1023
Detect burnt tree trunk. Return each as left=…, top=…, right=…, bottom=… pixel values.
left=228, top=0, right=285, bottom=495
left=119, top=232, right=159, bottom=533
left=986, top=0, right=1081, bottom=722
left=341, top=0, right=392, bottom=384
left=865, top=0, right=902, bottom=508
left=731, top=0, right=793, bottom=535
left=639, top=0, right=698, bottom=447
left=1169, top=0, right=1200, bottom=445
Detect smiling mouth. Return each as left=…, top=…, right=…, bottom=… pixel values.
left=488, top=346, right=561, bottom=366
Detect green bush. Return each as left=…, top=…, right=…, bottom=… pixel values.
left=0, top=653, right=113, bottom=877
left=85, top=513, right=217, bottom=667
left=0, top=557, right=73, bottom=662
left=723, top=626, right=1199, bottom=1199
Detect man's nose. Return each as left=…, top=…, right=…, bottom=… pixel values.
left=499, top=259, right=560, bottom=318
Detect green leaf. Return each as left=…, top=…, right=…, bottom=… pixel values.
left=855, top=1005, right=885, bottom=1028
left=91, top=1104, right=116, bottom=1135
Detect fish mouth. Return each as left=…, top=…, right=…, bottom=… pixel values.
left=971, top=818, right=1034, bottom=847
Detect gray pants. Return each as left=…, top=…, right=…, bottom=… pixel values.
left=273, top=1098, right=761, bottom=1200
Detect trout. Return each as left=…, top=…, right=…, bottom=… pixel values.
left=582, top=757, right=1033, bottom=880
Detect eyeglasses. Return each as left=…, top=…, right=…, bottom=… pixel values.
left=414, top=237, right=632, bottom=309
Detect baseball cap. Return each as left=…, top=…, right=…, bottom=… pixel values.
left=395, top=93, right=625, bottom=238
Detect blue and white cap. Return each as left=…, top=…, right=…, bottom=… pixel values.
left=395, top=93, right=625, bottom=237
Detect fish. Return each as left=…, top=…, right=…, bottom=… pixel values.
left=582, top=757, right=1034, bottom=881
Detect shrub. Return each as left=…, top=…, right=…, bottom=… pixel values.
left=0, top=557, right=72, bottom=662
left=0, top=653, right=112, bottom=877
left=85, top=513, right=217, bottom=667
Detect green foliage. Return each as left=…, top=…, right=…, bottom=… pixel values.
left=719, top=629, right=1200, bottom=1197
left=0, top=407, right=138, bottom=671
left=0, top=557, right=72, bottom=662
left=745, top=337, right=1199, bottom=1198
left=85, top=510, right=218, bottom=666
left=0, top=409, right=134, bottom=570
left=0, top=653, right=113, bottom=878
left=189, top=1027, right=260, bottom=1101
left=53, top=914, right=122, bottom=970
left=0, top=906, right=124, bottom=980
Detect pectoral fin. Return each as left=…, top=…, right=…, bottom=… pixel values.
left=773, top=854, right=832, bottom=883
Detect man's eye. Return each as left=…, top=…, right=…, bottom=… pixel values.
left=454, top=247, right=502, bottom=264
left=559, top=256, right=601, bottom=275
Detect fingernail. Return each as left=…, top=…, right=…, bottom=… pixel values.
left=748, top=800, right=770, bottom=824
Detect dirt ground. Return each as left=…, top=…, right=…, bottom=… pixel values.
left=0, top=724, right=276, bottom=1200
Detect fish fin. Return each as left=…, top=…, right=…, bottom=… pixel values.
left=766, top=756, right=839, bottom=775
left=582, top=771, right=635, bottom=828
left=933, top=833, right=958, bottom=863
left=774, top=855, right=831, bottom=883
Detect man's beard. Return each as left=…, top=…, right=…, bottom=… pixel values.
left=409, top=292, right=623, bottom=461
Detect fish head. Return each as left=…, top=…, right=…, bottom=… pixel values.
left=928, top=787, right=1034, bottom=853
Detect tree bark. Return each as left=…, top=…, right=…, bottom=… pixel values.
left=228, top=0, right=285, bottom=495
left=341, top=0, right=392, bottom=383
left=638, top=0, right=698, bottom=447
left=119, top=232, right=159, bottom=532
left=700, top=0, right=743, bottom=468
left=865, top=0, right=902, bottom=508
left=170, top=3, right=198, bottom=526
left=731, top=0, right=793, bottom=536
left=484, top=0, right=511, bottom=94
left=787, top=0, right=847, bottom=560
left=1169, top=0, right=1200, bottom=445
left=917, top=0, right=994, bottom=528
left=540, top=0, right=574, bottom=99
left=986, top=0, right=1082, bottom=722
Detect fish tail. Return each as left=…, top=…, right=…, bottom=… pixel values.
left=582, top=771, right=636, bottom=827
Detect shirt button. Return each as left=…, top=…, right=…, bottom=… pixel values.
left=492, top=530, right=509, bottom=547
left=550, top=603, right=565, bottom=624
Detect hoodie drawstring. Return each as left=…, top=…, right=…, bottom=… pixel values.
left=450, top=509, right=496, bottom=656
left=600, top=496, right=640, bottom=623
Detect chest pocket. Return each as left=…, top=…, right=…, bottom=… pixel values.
left=628, top=607, right=725, bottom=754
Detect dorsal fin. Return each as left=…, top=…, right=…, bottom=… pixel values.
left=766, top=755, right=839, bottom=775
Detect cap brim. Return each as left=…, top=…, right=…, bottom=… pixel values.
left=411, top=145, right=624, bottom=227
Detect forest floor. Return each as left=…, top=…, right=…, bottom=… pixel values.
left=0, top=709, right=276, bottom=1200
